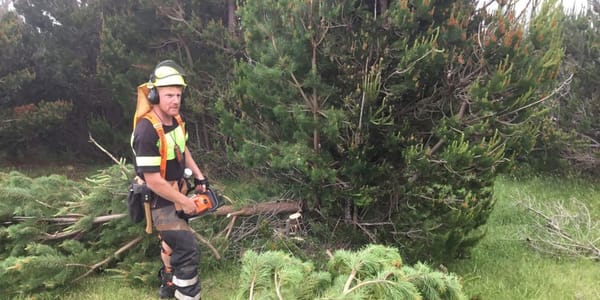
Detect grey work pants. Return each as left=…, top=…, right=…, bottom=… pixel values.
left=152, top=205, right=201, bottom=300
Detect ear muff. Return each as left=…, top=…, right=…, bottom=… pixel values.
left=147, top=72, right=159, bottom=104
left=147, top=86, right=186, bottom=105
left=148, top=87, right=159, bottom=104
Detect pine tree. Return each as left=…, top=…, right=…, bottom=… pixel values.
left=1, top=0, right=104, bottom=158
left=96, top=0, right=238, bottom=156
left=220, top=0, right=343, bottom=209
left=235, top=244, right=466, bottom=299
left=219, top=0, right=565, bottom=262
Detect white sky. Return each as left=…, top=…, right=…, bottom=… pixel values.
left=480, top=0, right=589, bottom=15
left=562, top=0, right=589, bottom=13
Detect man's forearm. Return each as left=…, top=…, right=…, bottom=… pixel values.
left=184, top=147, right=205, bottom=180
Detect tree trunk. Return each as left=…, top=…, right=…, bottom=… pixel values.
left=227, top=0, right=236, bottom=33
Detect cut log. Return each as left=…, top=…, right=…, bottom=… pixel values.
left=214, top=201, right=302, bottom=217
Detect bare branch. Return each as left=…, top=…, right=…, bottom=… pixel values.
left=192, top=229, right=221, bottom=260
left=501, top=74, right=573, bottom=117
left=88, top=133, right=130, bottom=179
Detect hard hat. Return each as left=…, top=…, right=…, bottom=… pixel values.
left=149, top=60, right=187, bottom=88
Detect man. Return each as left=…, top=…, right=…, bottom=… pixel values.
left=131, top=60, right=206, bottom=300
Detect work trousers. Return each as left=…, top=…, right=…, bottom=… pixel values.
left=153, top=205, right=201, bottom=300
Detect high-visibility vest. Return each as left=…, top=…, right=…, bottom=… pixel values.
left=140, top=112, right=185, bottom=178
left=134, top=82, right=186, bottom=178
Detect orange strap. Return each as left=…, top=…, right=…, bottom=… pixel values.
left=142, top=112, right=186, bottom=179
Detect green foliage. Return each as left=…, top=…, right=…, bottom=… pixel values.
left=96, top=0, right=237, bottom=157
left=0, top=100, right=74, bottom=159
left=0, top=1, right=236, bottom=160
left=0, top=165, right=162, bottom=296
left=236, top=244, right=466, bottom=300
left=236, top=250, right=325, bottom=300
left=0, top=10, right=37, bottom=105
left=0, top=1, right=106, bottom=160
left=87, top=114, right=130, bottom=157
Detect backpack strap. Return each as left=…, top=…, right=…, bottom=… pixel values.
left=142, top=112, right=186, bottom=179
left=143, top=113, right=167, bottom=179
left=174, top=115, right=186, bottom=166
left=174, top=115, right=186, bottom=139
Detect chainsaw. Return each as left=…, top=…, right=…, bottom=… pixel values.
left=176, top=168, right=219, bottom=221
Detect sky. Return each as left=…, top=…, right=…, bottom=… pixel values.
left=560, top=0, right=589, bottom=12
left=480, top=0, right=589, bottom=15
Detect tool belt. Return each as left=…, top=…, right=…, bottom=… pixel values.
left=127, top=176, right=153, bottom=224
left=128, top=176, right=180, bottom=233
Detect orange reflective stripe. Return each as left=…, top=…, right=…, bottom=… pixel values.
left=175, top=115, right=185, bottom=137
left=143, top=113, right=167, bottom=178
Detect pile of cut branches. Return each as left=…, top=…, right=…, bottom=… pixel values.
left=0, top=164, right=156, bottom=296
left=520, top=199, right=600, bottom=260
left=0, top=161, right=304, bottom=296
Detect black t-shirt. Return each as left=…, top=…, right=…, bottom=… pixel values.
left=131, top=116, right=186, bottom=208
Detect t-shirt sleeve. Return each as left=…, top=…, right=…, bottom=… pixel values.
left=132, top=119, right=161, bottom=174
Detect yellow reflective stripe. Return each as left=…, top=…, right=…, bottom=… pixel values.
left=172, top=275, right=198, bottom=287
left=174, top=290, right=201, bottom=300
left=162, top=126, right=187, bottom=160
left=136, top=156, right=161, bottom=167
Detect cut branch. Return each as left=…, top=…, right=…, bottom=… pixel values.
left=74, top=236, right=144, bottom=281
left=215, top=201, right=302, bottom=217
left=14, top=214, right=127, bottom=224
left=191, top=229, right=221, bottom=260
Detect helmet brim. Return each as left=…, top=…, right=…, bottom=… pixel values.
left=154, top=74, right=187, bottom=87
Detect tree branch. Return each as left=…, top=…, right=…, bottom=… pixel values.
left=73, top=236, right=144, bottom=281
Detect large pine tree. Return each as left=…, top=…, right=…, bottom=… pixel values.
left=219, top=0, right=565, bottom=262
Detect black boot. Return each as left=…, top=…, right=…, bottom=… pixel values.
left=158, top=266, right=175, bottom=299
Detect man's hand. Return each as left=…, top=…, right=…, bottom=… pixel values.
left=181, top=197, right=198, bottom=215
left=194, top=178, right=208, bottom=193
left=194, top=184, right=207, bottom=193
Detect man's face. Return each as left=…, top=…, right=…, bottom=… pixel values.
left=156, top=86, right=183, bottom=117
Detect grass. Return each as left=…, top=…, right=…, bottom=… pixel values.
left=7, top=172, right=600, bottom=299
left=59, top=266, right=238, bottom=300
left=0, top=161, right=110, bottom=180
left=448, top=174, right=600, bottom=300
